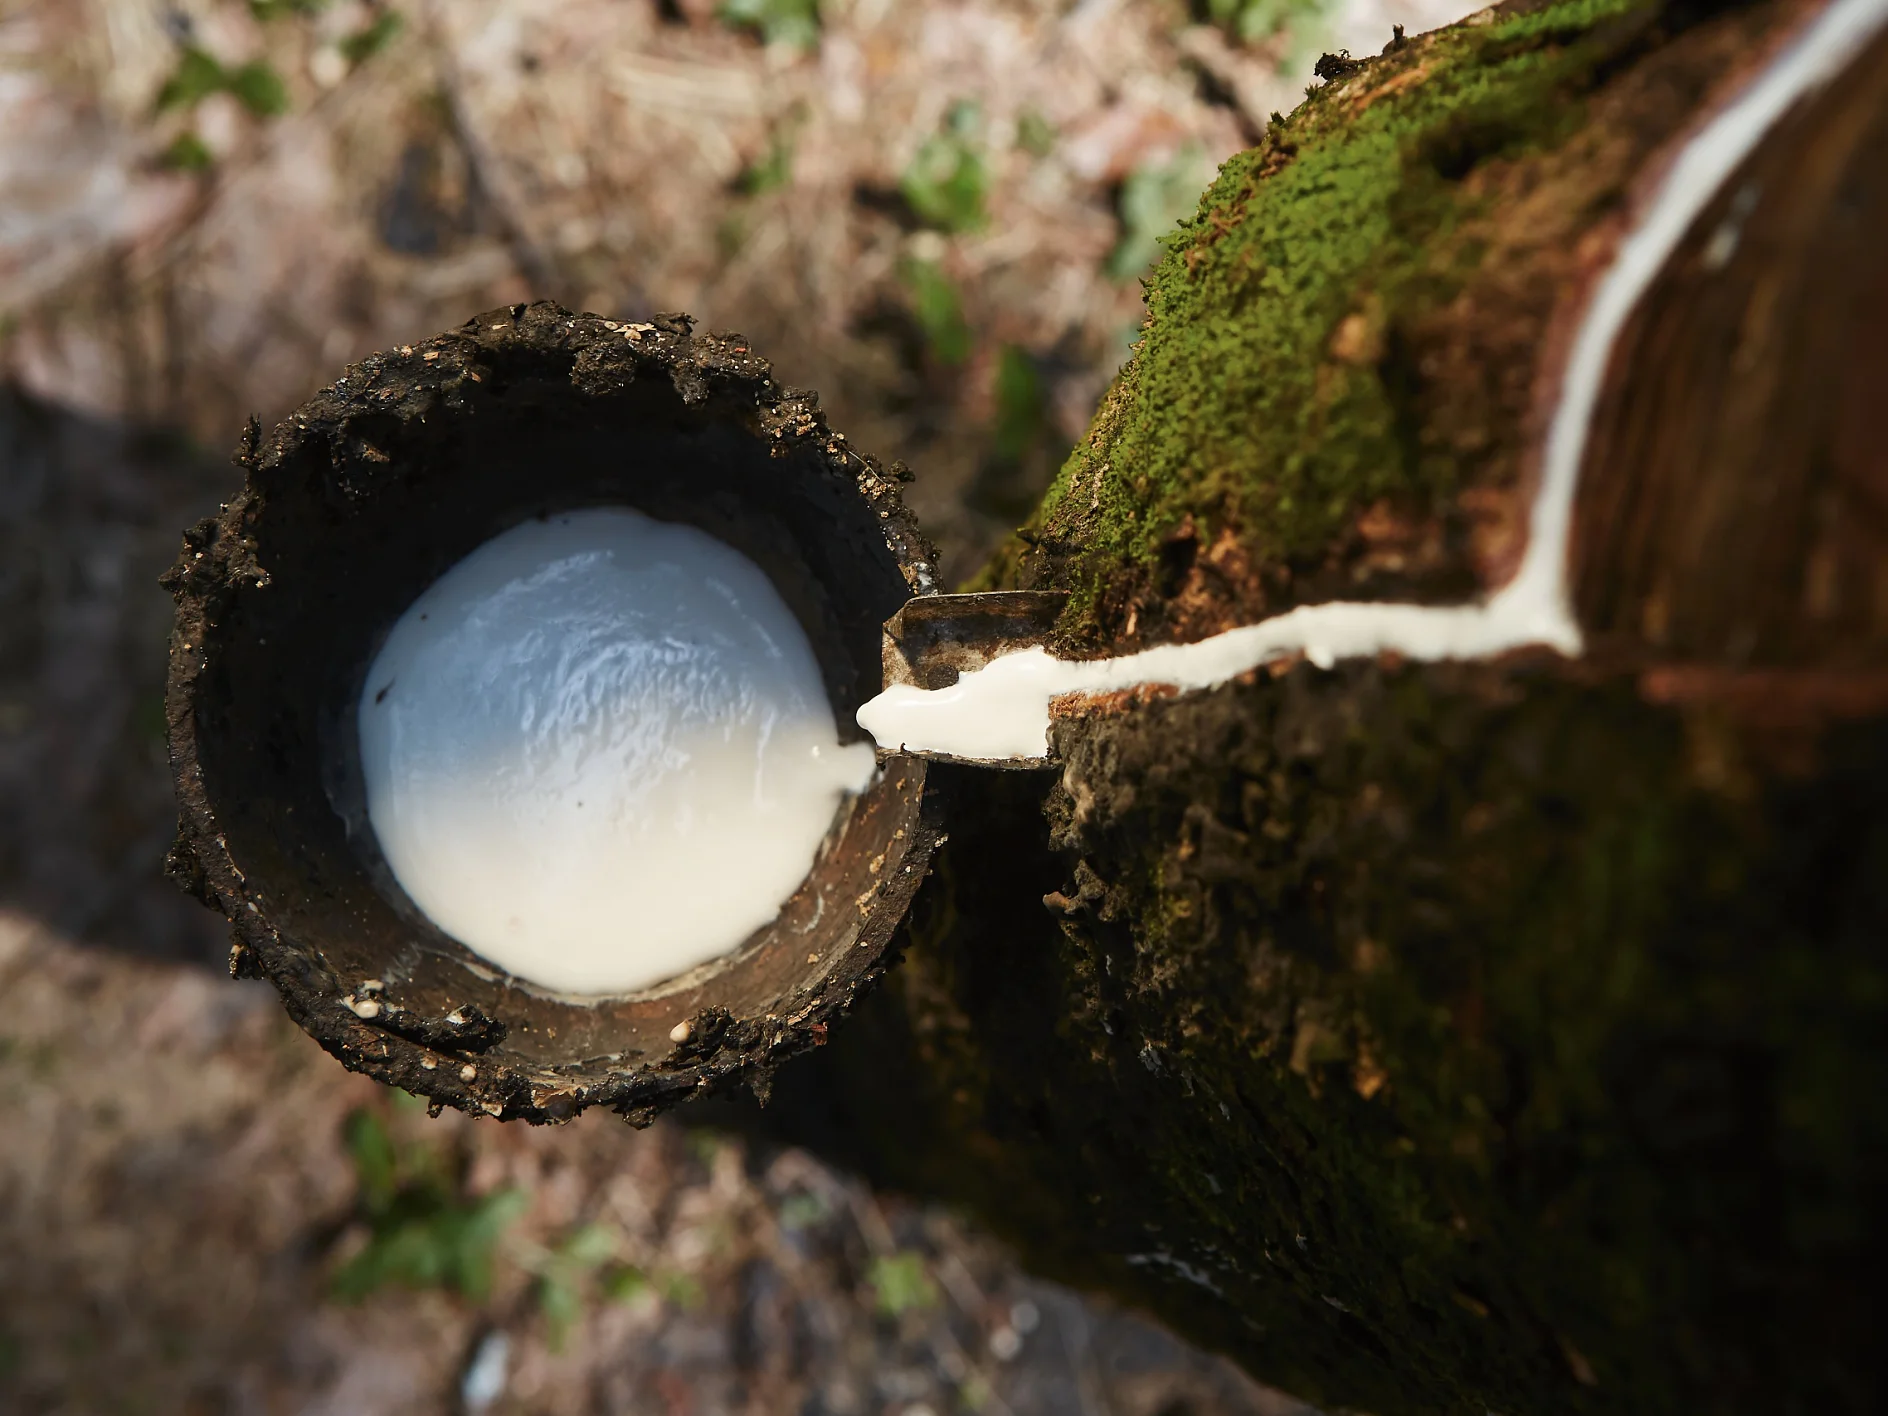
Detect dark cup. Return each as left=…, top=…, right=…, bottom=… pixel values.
left=164, top=303, right=940, bottom=1124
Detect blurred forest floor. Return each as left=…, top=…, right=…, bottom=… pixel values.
left=1, top=0, right=1461, bottom=1411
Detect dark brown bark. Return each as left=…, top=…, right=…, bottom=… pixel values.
left=163, top=307, right=942, bottom=1125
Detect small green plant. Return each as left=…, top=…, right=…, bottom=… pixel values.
left=161, top=131, right=215, bottom=171
left=959, top=1372, right=995, bottom=1412
left=1200, top=0, right=1331, bottom=46
left=532, top=1224, right=626, bottom=1350
left=226, top=61, right=289, bottom=116
left=717, top=212, right=749, bottom=257
left=685, top=1128, right=730, bottom=1168
left=655, top=1269, right=706, bottom=1310
left=719, top=0, right=821, bottom=49
left=991, top=345, right=1047, bottom=464
left=900, top=102, right=988, bottom=234
left=329, top=1108, right=526, bottom=1304
left=868, top=1251, right=940, bottom=1318
left=600, top=1262, right=648, bottom=1303
left=0, top=1326, right=20, bottom=1379
left=900, top=260, right=973, bottom=365
left=1108, top=146, right=1214, bottom=281
left=155, top=47, right=287, bottom=118
left=154, top=48, right=224, bottom=110
left=1015, top=107, right=1057, bottom=158
left=738, top=129, right=795, bottom=196
left=777, top=1189, right=830, bottom=1232
left=340, top=10, right=405, bottom=65
left=157, top=6, right=398, bottom=135
left=249, top=0, right=329, bottom=19
left=0, top=1037, right=58, bottom=1076
left=973, top=345, right=1062, bottom=520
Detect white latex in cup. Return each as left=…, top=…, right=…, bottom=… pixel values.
left=357, top=507, right=878, bottom=996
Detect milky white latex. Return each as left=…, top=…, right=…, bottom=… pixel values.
left=359, top=508, right=877, bottom=996
left=857, top=0, right=1888, bottom=762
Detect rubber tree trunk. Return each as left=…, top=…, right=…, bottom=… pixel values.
left=743, top=1, right=1888, bottom=1411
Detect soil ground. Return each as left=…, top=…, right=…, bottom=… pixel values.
left=0, top=908, right=1313, bottom=1416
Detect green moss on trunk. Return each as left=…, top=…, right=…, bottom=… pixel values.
left=989, top=0, right=1803, bottom=652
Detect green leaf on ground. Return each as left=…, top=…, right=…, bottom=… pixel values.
left=250, top=0, right=330, bottom=19
left=600, top=1263, right=648, bottom=1303
left=778, top=1190, right=829, bottom=1232
left=656, top=1270, right=706, bottom=1310
left=534, top=1223, right=621, bottom=1350
left=156, top=49, right=228, bottom=112
left=1016, top=107, right=1057, bottom=158
left=718, top=0, right=821, bottom=49
left=739, top=131, right=795, bottom=196
left=161, top=131, right=215, bottom=172
left=901, top=260, right=973, bottom=366
left=1204, top=0, right=1333, bottom=47
left=340, top=11, right=405, bottom=66
left=331, top=1187, right=526, bottom=1303
left=344, top=1107, right=400, bottom=1209
left=992, top=345, right=1047, bottom=463
left=157, top=48, right=287, bottom=118
left=329, top=1107, right=526, bottom=1304
left=900, top=102, right=987, bottom=233
left=226, top=61, right=289, bottom=116
left=868, top=1252, right=939, bottom=1318
left=1109, top=146, right=1215, bottom=282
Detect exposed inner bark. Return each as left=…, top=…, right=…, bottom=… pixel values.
left=1574, top=23, right=1888, bottom=671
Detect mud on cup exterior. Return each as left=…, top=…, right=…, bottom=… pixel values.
left=162, top=302, right=942, bottom=1125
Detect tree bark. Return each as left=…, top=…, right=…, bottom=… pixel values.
left=740, top=1, right=1888, bottom=1411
